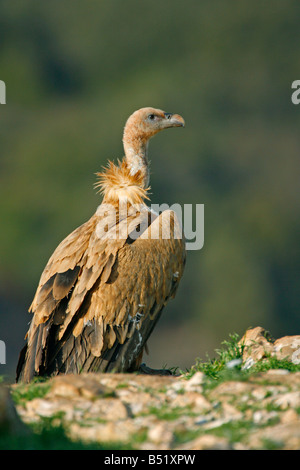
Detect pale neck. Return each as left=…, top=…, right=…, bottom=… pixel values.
left=123, top=131, right=150, bottom=188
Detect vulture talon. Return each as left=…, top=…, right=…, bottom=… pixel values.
left=138, top=363, right=173, bottom=376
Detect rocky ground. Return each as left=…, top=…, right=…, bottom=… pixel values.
left=1, top=327, right=300, bottom=450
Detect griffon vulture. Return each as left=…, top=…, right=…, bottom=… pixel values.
left=16, top=107, right=186, bottom=383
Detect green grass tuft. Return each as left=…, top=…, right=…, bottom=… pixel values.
left=11, top=378, right=51, bottom=408
left=183, top=332, right=300, bottom=385
left=185, top=333, right=244, bottom=381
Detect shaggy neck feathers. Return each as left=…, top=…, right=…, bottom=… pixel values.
left=95, top=111, right=154, bottom=205
left=95, top=159, right=150, bottom=206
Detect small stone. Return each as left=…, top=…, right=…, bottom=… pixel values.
left=239, top=327, right=274, bottom=366
left=221, top=402, right=243, bottom=421
left=120, top=391, right=158, bottom=416
left=49, top=379, right=80, bottom=399
left=87, top=397, right=128, bottom=421
left=240, top=327, right=300, bottom=369
left=148, top=422, right=173, bottom=446
left=203, top=417, right=231, bottom=430
left=233, top=442, right=250, bottom=450
left=194, top=414, right=215, bottom=426
left=211, top=380, right=251, bottom=399
left=49, top=374, right=112, bottom=400
left=69, top=419, right=136, bottom=444
left=280, top=408, right=299, bottom=424
left=252, top=410, right=278, bottom=425
left=168, top=381, right=185, bottom=393
left=226, top=358, right=242, bottom=369
left=241, top=357, right=255, bottom=370
left=265, top=369, right=290, bottom=376
left=251, top=387, right=268, bottom=401
left=186, top=371, right=205, bottom=386
left=247, top=421, right=300, bottom=450
left=181, top=372, right=205, bottom=393
left=273, top=392, right=300, bottom=410
left=273, top=336, right=300, bottom=363
left=172, top=391, right=212, bottom=413
left=24, top=398, right=56, bottom=419
left=176, top=434, right=231, bottom=450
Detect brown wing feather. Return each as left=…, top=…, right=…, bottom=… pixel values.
left=17, top=206, right=185, bottom=382
left=67, top=209, right=185, bottom=373
left=30, top=215, right=97, bottom=319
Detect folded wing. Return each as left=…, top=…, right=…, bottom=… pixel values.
left=16, top=206, right=185, bottom=382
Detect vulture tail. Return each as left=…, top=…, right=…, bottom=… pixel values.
left=16, top=322, right=44, bottom=383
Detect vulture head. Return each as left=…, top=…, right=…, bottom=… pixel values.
left=124, top=107, right=185, bottom=142
left=122, top=107, right=185, bottom=189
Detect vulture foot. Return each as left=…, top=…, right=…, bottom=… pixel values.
left=138, top=362, right=172, bottom=376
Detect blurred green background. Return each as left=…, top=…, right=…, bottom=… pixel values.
left=0, top=1, right=299, bottom=379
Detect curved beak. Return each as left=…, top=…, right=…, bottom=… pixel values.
left=164, top=112, right=185, bottom=128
